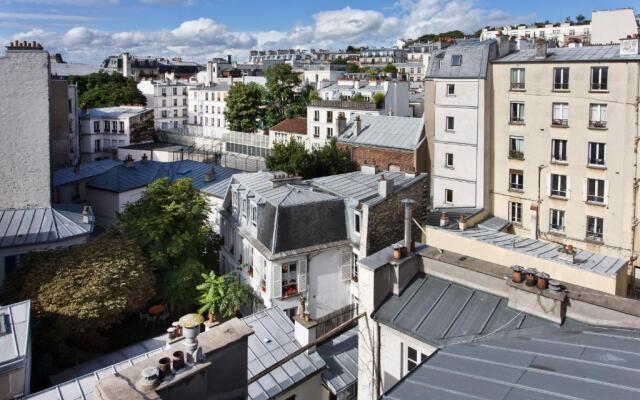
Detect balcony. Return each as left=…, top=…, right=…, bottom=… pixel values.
left=509, top=150, right=524, bottom=160
left=589, top=120, right=607, bottom=129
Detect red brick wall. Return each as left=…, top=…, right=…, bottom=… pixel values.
left=339, top=143, right=416, bottom=172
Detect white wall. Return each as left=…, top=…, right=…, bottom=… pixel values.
left=275, top=372, right=323, bottom=400
left=85, top=187, right=145, bottom=225
left=591, top=9, right=638, bottom=45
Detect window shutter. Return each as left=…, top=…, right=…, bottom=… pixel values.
left=604, top=180, right=609, bottom=205
left=340, top=252, right=352, bottom=281
left=582, top=179, right=587, bottom=202
left=602, top=106, right=607, bottom=122
left=297, top=259, right=307, bottom=292
left=566, top=176, right=571, bottom=199
left=546, top=174, right=551, bottom=197
left=272, top=263, right=282, bottom=298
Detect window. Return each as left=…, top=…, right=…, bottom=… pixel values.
left=589, top=104, right=607, bottom=128
left=161, top=110, right=168, bottom=118
left=94, top=139, right=101, bottom=152
left=251, top=204, right=257, bottom=226
left=451, top=55, right=462, bottom=66
left=326, top=111, right=333, bottom=123
left=173, top=99, right=177, bottom=106
left=327, top=127, right=333, bottom=138
left=550, top=174, right=568, bottom=198
left=354, top=211, right=361, bottom=234
left=281, top=261, right=298, bottom=296
left=231, top=190, right=238, bottom=213
left=549, top=209, right=565, bottom=232
left=587, top=179, right=606, bottom=204
left=551, top=139, right=567, bottom=162
left=588, top=142, right=606, bottom=166
left=445, top=153, right=454, bottom=168
left=119, top=121, right=124, bottom=132
left=510, top=68, right=525, bottom=90
left=509, top=201, right=522, bottom=223
left=509, top=136, right=524, bottom=159
left=172, top=87, right=177, bottom=95
left=161, top=88, right=166, bottom=96
left=552, top=103, right=569, bottom=127
left=93, top=121, right=100, bottom=132
left=591, top=67, right=608, bottom=91
left=510, top=102, right=524, bottom=123
left=446, top=84, right=455, bottom=96
left=173, top=110, right=178, bottom=117
left=104, top=120, right=110, bottom=131
left=509, top=169, right=524, bottom=191
left=340, top=252, right=353, bottom=282
left=406, top=345, right=427, bottom=374
left=445, top=189, right=453, bottom=203
left=352, top=254, right=359, bottom=282
left=241, top=197, right=247, bottom=217
left=445, top=116, right=454, bottom=131
left=554, top=67, right=569, bottom=90
left=586, top=216, right=604, bottom=241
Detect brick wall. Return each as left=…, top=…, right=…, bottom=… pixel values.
left=366, top=175, right=429, bottom=255
left=339, top=143, right=416, bottom=172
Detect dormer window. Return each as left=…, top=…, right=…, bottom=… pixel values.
left=354, top=211, right=361, bottom=235
left=232, top=191, right=238, bottom=213
left=251, top=204, right=257, bottom=226
left=451, top=55, right=462, bottom=66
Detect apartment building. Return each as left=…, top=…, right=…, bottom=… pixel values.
left=50, top=80, right=80, bottom=168
left=359, top=48, right=407, bottom=68
left=302, top=63, right=346, bottom=90
left=102, top=52, right=201, bottom=80
left=269, top=117, right=308, bottom=147
left=425, top=38, right=507, bottom=210
left=491, top=39, right=640, bottom=260
left=137, top=79, right=193, bottom=132
left=79, top=106, right=153, bottom=162
left=187, top=83, right=230, bottom=139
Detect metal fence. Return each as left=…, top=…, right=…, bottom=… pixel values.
left=315, top=303, right=358, bottom=338
left=220, top=152, right=267, bottom=172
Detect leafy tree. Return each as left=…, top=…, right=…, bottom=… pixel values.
left=576, top=14, right=586, bottom=23
left=224, top=82, right=265, bottom=133
left=70, top=71, right=146, bottom=109
left=308, top=89, right=321, bottom=102
left=118, top=178, right=213, bottom=313
left=310, top=138, right=353, bottom=177
left=346, top=63, right=361, bottom=73
left=351, top=93, right=366, bottom=102
left=331, top=58, right=348, bottom=65
left=383, top=64, right=398, bottom=74
left=373, top=92, right=385, bottom=108
left=346, top=45, right=362, bottom=53
left=264, top=64, right=304, bottom=127
left=266, top=138, right=352, bottom=179
left=5, top=231, right=154, bottom=342
left=196, top=272, right=249, bottom=320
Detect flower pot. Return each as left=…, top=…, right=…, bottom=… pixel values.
left=536, top=272, right=549, bottom=290
left=524, top=269, right=537, bottom=287
left=392, top=247, right=402, bottom=259
left=172, top=351, right=185, bottom=370
left=166, top=327, right=176, bottom=340
left=158, top=357, right=171, bottom=379
left=511, top=265, right=523, bottom=283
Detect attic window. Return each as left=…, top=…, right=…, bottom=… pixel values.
left=451, top=55, right=462, bottom=66
left=0, top=314, right=8, bottom=336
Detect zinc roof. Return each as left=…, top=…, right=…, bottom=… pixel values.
left=495, top=44, right=640, bottom=63
left=53, top=159, right=120, bottom=187
left=0, top=300, right=31, bottom=372
left=317, top=328, right=358, bottom=395
left=338, top=114, right=424, bottom=151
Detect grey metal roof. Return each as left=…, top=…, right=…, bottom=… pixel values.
left=311, top=170, right=427, bottom=206
left=338, top=115, right=424, bottom=151
left=53, top=159, right=120, bottom=187
left=118, top=142, right=186, bottom=151
left=87, top=160, right=237, bottom=195
left=381, top=325, right=640, bottom=400
left=190, top=83, right=231, bottom=92
left=444, top=226, right=628, bottom=277
left=373, top=273, right=554, bottom=347
left=495, top=44, right=640, bottom=63
left=317, top=328, right=358, bottom=395
left=426, top=39, right=497, bottom=79
left=51, top=62, right=101, bottom=77
left=0, top=300, right=30, bottom=373
left=477, top=216, right=511, bottom=231
left=245, top=307, right=326, bottom=400
left=83, top=107, right=148, bottom=119
left=0, top=206, right=92, bottom=249
left=198, top=165, right=239, bottom=199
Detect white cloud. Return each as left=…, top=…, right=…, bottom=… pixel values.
left=0, top=12, right=96, bottom=21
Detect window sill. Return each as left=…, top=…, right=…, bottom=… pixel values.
left=549, top=195, right=568, bottom=201
left=550, top=160, right=568, bottom=165
left=508, top=188, right=524, bottom=193
left=445, top=129, right=455, bottom=133
left=551, top=124, right=569, bottom=129
left=510, top=88, right=526, bottom=92
left=587, top=164, right=606, bottom=170
left=586, top=200, right=606, bottom=207
left=585, top=237, right=604, bottom=245
left=511, top=221, right=523, bottom=228
left=508, top=156, right=525, bottom=161
left=444, top=165, right=455, bottom=170
left=547, top=229, right=566, bottom=237
left=589, top=90, right=609, bottom=94
left=588, top=125, right=608, bottom=131
left=509, top=121, right=525, bottom=126
left=552, top=89, right=570, bottom=93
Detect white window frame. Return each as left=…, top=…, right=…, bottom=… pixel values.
left=451, top=55, right=462, bottom=66
left=251, top=204, right=257, bottom=226
left=550, top=174, right=568, bottom=198
left=589, top=104, right=607, bottom=128
left=405, top=345, right=427, bottom=376
left=587, top=142, right=606, bottom=167
left=586, top=178, right=606, bottom=204
left=340, top=252, right=352, bottom=282
left=586, top=216, right=604, bottom=241
left=551, top=139, right=567, bottom=162
left=445, top=153, right=454, bottom=168
left=549, top=209, right=565, bottom=232
left=553, top=67, right=569, bottom=90
left=444, top=189, right=453, bottom=204
left=510, top=102, right=525, bottom=123
left=509, top=170, right=524, bottom=191
left=552, top=103, right=569, bottom=126
left=509, top=136, right=524, bottom=159
left=591, top=67, right=608, bottom=91
left=510, top=68, right=525, bottom=90
left=509, top=201, right=522, bottom=223
left=445, top=116, right=454, bottom=132
left=446, top=83, right=455, bottom=96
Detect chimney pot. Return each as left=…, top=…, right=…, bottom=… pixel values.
left=138, top=367, right=160, bottom=392
left=401, top=198, right=416, bottom=251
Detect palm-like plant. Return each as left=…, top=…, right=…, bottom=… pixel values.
left=196, top=272, right=249, bottom=320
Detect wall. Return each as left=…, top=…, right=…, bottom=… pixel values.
left=0, top=48, right=51, bottom=209
left=307, top=247, right=352, bottom=318
left=591, top=9, right=638, bottom=45
left=275, top=372, right=324, bottom=400
left=50, top=80, right=71, bottom=169
left=85, top=187, right=145, bottom=225
left=339, top=143, right=417, bottom=173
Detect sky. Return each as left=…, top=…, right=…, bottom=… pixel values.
left=0, top=0, right=637, bottom=64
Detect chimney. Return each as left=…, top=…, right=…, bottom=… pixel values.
left=620, top=35, right=640, bottom=56
left=141, top=153, right=148, bottom=162
left=377, top=174, right=394, bottom=198
left=122, top=52, right=130, bottom=78
left=123, top=154, right=135, bottom=168
left=354, top=115, right=362, bottom=136
left=227, top=54, right=232, bottom=63
left=401, top=199, right=416, bottom=251
left=293, top=295, right=318, bottom=353
left=136, top=367, right=160, bottom=392
left=534, top=39, right=548, bottom=59
left=82, top=206, right=92, bottom=224
left=336, top=112, right=347, bottom=134
left=203, top=167, right=216, bottom=182
left=206, top=60, right=214, bottom=84
left=495, top=34, right=511, bottom=57
left=178, top=313, right=204, bottom=364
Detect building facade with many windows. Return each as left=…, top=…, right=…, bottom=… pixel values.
left=187, top=83, right=230, bottom=139
left=137, top=79, right=193, bottom=132
left=491, top=39, right=640, bottom=259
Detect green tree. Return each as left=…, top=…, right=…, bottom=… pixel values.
left=330, top=58, right=348, bottom=65
left=264, top=64, right=304, bottom=127
left=373, top=92, right=385, bottom=108
left=310, top=138, right=353, bottom=177
left=308, top=89, right=320, bottom=102
left=346, top=63, right=361, bottom=73
left=224, top=82, right=265, bottom=133
left=118, top=178, right=213, bottom=313
left=383, top=64, right=398, bottom=74
left=266, top=138, right=313, bottom=177
left=70, top=71, right=146, bottom=109
left=576, top=14, right=585, bottom=23
left=351, top=93, right=366, bottom=102
left=346, top=45, right=362, bottom=53
left=196, top=272, right=249, bottom=320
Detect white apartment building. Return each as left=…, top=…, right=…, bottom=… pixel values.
left=137, top=79, right=193, bottom=132
left=187, top=82, right=230, bottom=139
left=80, top=106, right=153, bottom=162
left=491, top=39, right=640, bottom=260
left=359, top=48, right=407, bottom=67
left=425, top=38, right=507, bottom=210
left=307, top=101, right=382, bottom=150
left=302, top=63, right=346, bottom=90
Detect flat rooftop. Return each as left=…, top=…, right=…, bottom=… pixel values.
left=0, top=300, right=30, bottom=371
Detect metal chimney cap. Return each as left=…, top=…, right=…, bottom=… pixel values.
left=141, top=367, right=159, bottom=380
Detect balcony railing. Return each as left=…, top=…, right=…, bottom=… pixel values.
left=552, top=119, right=568, bottom=127
left=509, top=150, right=524, bottom=160
left=589, top=120, right=607, bottom=129
left=587, top=194, right=605, bottom=204
left=551, top=189, right=567, bottom=198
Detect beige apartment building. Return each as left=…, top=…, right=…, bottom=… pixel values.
left=491, top=38, right=640, bottom=261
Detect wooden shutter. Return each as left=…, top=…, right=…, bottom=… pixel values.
left=297, top=259, right=307, bottom=292
left=340, top=252, right=352, bottom=281
left=272, top=263, right=282, bottom=298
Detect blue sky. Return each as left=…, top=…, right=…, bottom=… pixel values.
left=1, top=0, right=637, bottom=63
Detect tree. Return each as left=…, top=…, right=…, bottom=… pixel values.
left=346, top=63, right=361, bottom=73
left=310, top=138, right=353, bottom=177
left=373, top=92, right=385, bottom=108
left=224, top=82, right=265, bottom=133
left=576, top=14, right=586, bottom=23
left=351, top=93, right=366, bottom=102
left=264, top=64, right=304, bottom=127
left=383, top=64, right=398, bottom=74
left=346, top=45, right=362, bottom=53
left=196, top=272, right=249, bottom=320
left=5, top=231, right=155, bottom=342
left=70, top=71, right=146, bottom=109
left=331, top=58, right=348, bottom=65
left=118, top=178, right=213, bottom=313
left=308, top=89, right=320, bottom=102
left=266, top=138, right=352, bottom=179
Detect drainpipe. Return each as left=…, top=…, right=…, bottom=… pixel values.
left=631, top=65, right=640, bottom=292
left=375, top=320, right=381, bottom=399
left=536, top=164, right=547, bottom=240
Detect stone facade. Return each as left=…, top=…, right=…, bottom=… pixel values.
left=0, top=47, right=51, bottom=208
left=50, top=80, right=72, bottom=169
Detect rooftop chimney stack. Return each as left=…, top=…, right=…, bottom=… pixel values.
left=206, top=60, right=214, bottom=85
left=355, top=115, right=362, bottom=136
left=620, top=35, right=640, bottom=56
left=336, top=112, right=347, bottom=135
left=401, top=198, right=416, bottom=251
left=534, top=39, right=548, bottom=59
left=122, top=52, right=130, bottom=78
left=123, top=154, right=134, bottom=168
left=178, top=314, right=204, bottom=364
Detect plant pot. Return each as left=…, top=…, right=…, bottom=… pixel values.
left=511, top=265, right=523, bottom=283
left=166, top=327, right=176, bottom=340
left=392, top=248, right=402, bottom=259
left=172, top=351, right=185, bottom=370
left=400, top=246, right=408, bottom=258
left=524, top=269, right=537, bottom=287
left=158, top=357, right=171, bottom=379
left=536, top=272, right=549, bottom=290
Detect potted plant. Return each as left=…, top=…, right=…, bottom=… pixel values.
left=196, top=271, right=250, bottom=322
left=458, top=215, right=467, bottom=231
left=392, top=244, right=402, bottom=259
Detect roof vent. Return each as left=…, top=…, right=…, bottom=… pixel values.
left=203, top=168, right=216, bottom=182
left=137, top=367, right=160, bottom=392
left=123, top=154, right=134, bottom=168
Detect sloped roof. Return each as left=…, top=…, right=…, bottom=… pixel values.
left=246, top=308, right=326, bottom=400
left=338, top=114, right=424, bottom=151
left=426, top=39, right=497, bottom=79
left=270, top=118, right=308, bottom=135
left=83, top=107, right=148, bottom=119
left=53, top=159, right=120, bottom=187
left=0, top=300, right=31, bottom=373
left=0, top=206, right=92, bottom=249
left=381, top=325, right=640, bottom=400
left=317, top=327, right=358, bottom=395
left=495, top=44, right=640, bottom=63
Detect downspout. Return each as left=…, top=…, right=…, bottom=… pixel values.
left=631, top=62, right=640, bottom=292
left=375, top=320, right=381, bottom=399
